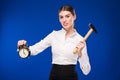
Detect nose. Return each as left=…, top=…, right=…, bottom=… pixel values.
left=63, top=17, right=67, bottom=22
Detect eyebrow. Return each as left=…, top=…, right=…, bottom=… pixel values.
left=59, top=13, right=71, bottom=17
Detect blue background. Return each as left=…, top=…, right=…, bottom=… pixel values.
left=0, top=0, right=120, bottom=80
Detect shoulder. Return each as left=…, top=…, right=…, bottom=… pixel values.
left=75, top=31, right=83, bottom=39
left=46, top=29, right=62, bottom=38
left=50, top=29, right=63, bottom=35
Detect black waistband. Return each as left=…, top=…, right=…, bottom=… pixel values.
left=52, top=64, right=76, bottom=70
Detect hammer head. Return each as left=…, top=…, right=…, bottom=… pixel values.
left=88, top=23, right=98, bottom=34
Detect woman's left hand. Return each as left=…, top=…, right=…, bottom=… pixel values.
left=76, top=39, right=86, bottom=58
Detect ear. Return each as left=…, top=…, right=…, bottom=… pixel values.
left=73, top=14, right=76, bottom=20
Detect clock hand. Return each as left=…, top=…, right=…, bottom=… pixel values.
left=23, top=49, right=26, bottom=55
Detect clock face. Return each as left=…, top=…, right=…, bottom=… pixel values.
left=19, top=49, right=29, bottom=58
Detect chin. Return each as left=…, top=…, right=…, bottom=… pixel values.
left=63, top=27, right=69, bottom=31
left=63, top=26, right=69, bottom=30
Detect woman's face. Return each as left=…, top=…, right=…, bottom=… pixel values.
left=59, top=11, right=76, bottom=31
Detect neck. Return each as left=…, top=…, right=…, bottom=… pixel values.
left=65, top=27, right=75, bottom=40
left=66, top=27, right=74, bottom=35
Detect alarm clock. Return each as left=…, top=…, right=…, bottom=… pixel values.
left=18, top=45, right=30, bottom=58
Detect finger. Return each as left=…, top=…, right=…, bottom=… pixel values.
left=77, top=42, right=85, bottom=47
left=17, top=40, right=26, bottom=46
left=23, top=40, right=27, bottom=45
left=76, top=43, right=85, bottom=51
left=78, top=52, right=82, bottom=58
left=18, top=41, right=22, bottom=46
left=80, top=40, right=85, bottom=44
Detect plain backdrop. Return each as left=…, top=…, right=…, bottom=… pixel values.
left=0, top=0, right=120, bottom=80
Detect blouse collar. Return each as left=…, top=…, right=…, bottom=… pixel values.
left=61, top=28, right=78, bottom=37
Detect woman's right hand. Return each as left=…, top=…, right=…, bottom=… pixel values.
left=17, top=40, right=27, bottom=47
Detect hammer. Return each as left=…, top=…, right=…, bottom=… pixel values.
left=73, top=23, right=98, bottom=54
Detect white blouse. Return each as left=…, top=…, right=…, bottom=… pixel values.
left=29, top=28, right=91, bottom=75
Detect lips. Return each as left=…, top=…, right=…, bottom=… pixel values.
left=63, top=23, right=68, bottom=26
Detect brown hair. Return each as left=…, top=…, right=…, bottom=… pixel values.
left=58, top=5, right=76, bottom=16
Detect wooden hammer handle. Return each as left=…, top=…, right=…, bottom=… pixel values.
left=73, top=28, right=93, bottom=54
left=84, top=28, right=93, bottom=41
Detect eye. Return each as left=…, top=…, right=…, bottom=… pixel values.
left=66, top=15, right=70, bottom=18
left=59, top=16, right=63, bottom=19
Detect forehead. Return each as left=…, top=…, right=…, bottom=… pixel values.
left=59, top=11, right=72, bottom=16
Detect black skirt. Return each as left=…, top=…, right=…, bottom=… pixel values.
left=49, top=64, right=78, bottom=80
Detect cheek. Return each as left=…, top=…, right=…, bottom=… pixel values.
left=68, top=18, right=74, bottom=24
left=59, top=19, right=63, bottom=24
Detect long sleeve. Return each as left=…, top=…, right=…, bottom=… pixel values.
left=29, top=31, right=55, bottom=55
left=78, top=46, right=91, bottom=75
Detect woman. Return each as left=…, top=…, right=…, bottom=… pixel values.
left=17, top=5, right=91, bottom=80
